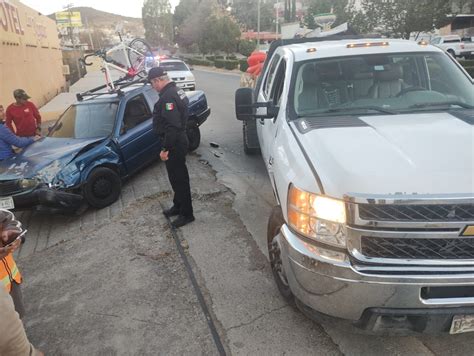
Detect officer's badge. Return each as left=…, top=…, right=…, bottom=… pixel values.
left=165, top=103, right=174, bottom=111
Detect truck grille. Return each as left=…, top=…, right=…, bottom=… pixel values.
left=359, top=204, right=474, bottom=222
left=0, top=180, right=23, bottom=196
left=361, top=236, right=474, bottom=260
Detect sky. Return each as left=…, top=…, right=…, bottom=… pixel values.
left=20, top=0, right=180, bottom=18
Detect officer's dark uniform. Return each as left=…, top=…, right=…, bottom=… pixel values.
left=152, top=74, right=193, bottom=222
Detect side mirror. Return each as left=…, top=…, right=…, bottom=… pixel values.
left=235, top=87, right=255, bottom=121
left=189, top=66, right=194, bottom=71
left=235, top=87, right=279, bottom=121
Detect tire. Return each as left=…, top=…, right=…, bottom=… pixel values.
left=189, top=86, right=195, bottom=91
left=127, top=38, right=154, bottom=78
left=267, top=206, right=294, bottom=304
left=83, top=167, right=122, bottom=209
left=243, top=120, right=260, bottom=155
left=187, top=126, right=201, bottom=152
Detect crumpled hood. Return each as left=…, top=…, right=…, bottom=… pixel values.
left=297, top=112, right=474, bottom=197
left=0, top=137, right=103, bottom=181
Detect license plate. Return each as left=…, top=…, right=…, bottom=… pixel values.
left=0, top=197, right=14, bottom=210
left=450, top=315, right=474, bottom=334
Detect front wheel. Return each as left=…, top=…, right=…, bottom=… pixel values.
left=83, top=167, right=122, bottom=209
left=268, top=206, right=294, bottom=303
left=128, top=38, right=154, bottom=78
left=187, top=127, right=201, bottom=152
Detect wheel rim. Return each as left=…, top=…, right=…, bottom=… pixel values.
left=128, top=39, right=153, bottom=75
left=92, top=177, right=112, bottom=199
left=269, top=236, right=289, bottom=287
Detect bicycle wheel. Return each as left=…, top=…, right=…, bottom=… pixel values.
left=127, top=38, right=154, bottom=78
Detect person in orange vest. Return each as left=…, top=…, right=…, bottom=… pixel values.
left=0, top=210, right=25, bottom=318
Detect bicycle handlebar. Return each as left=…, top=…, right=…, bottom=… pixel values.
left=80, top=50, right=107, bottom=66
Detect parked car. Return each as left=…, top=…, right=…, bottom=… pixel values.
left=0, top=83, right=210, bottom=213
left=158, top=59, right=196, bottom=91
left=430, top=35, right=467, bottom=57
left=236, top=36, right=474, bottom=334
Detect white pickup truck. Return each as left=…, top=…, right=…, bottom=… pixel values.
left=235, top=36, right=474, bottom=334
left=431, top=35, right=474, bottom=58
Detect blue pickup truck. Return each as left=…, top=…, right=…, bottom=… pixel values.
left=0, top=83, right=210, bottom=213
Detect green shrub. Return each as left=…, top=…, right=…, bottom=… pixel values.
left=464, top=66, right=474, bottom=78
left=239, top=59, right=249, bottom=72
left=224, top=60, right=239, bottom=70
left=226, top=54, right=237, bottom=60
left=239, top=39, right=257, bottom=57
left=458, top=59, right=474, bottom=67
left=206, top=55, right=215, bottom=61
left=214, top=59, right=225, bottom=68
left=215, top=55, right=224, bottom=59
left=189, top=57, right=213, bottom=66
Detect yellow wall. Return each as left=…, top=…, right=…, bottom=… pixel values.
left=0, top=0, right=66, bottom=109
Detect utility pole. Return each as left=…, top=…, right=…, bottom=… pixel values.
left=64, top=3, right=82, bottom=80
left=275, top=0, right=279, bottom=36
left=257, top=0, right=261, bottom=50
left=85, top=16, right=94, bottom=50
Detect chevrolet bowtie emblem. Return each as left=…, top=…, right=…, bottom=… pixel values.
left=461, top=226, right=474, bottom=236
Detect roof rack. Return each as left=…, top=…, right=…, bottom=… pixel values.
left=76, top=77, right=148, bottom=101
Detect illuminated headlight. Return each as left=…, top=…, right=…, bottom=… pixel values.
left=19, top=179, right=38, bottom=190
left=287, top=185, right=347, bottom=248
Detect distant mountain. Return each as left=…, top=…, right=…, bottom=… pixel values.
left=48, top=7, right=144, bottom=35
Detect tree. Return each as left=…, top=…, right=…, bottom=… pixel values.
left=199, top=13, right=241, bottom=54
left=231, top=0, right=274, bottom=31
left=239, top=39, right=257, bottom=56
left=351, top=0, right=453, bottom=39
left=142, top=0, right=174, bottom=47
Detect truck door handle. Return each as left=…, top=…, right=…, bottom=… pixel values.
left=259, top=119, right=265, bottom=125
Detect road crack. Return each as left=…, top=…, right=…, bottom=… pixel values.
left=225, top=304, right=289, bottom=332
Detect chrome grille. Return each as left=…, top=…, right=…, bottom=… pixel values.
left=361, top=236, right=474, bottom=260
left=0, top=180, right=23, bottom=196
left=359, top=204, right=474, bottom=222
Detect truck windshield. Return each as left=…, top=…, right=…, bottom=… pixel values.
left=293, top=52, right=474, bottom=117
left=49, top=102, right=118, bottom=139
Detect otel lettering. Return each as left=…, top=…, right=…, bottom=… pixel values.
left=0, top=0, right=25, bottom=35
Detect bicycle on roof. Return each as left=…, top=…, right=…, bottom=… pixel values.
left=80, top=33, right=155, bottom=91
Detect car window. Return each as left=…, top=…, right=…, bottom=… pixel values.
left=444, top=39, right=460, bottom=43
left=144, top=87, right=159, bottom=107
left=49, top=102, right=118, bottom=139
left=121, top=94, right=152, bottom=134
left=431, top=37, right=441, bottom=45
left=293, top=52, right=474, bottom=117
left=263, top=54, right=281, bottom=98
left=269, top=59, right=286, bottom=106
left=159, top=61, right=189, bottom=71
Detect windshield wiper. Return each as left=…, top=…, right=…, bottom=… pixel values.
left=408, top=101, right=474, bottom=109
left=302, top=106, right=397, bottom=116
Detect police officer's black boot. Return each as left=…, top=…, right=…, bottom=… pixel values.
left=171, top=215, right=195, bottom=228
left=163, top=206, right=180, bottom=218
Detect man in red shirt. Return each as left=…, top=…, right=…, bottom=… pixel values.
left=6, top=89, right=41, bottom=137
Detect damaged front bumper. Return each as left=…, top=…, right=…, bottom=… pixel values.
left=5, top=184, right=83, bottom=213
left=279, top=224, right=474, bottom=333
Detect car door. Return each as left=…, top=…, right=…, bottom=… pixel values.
left=115, top=93, right=160, bottom=174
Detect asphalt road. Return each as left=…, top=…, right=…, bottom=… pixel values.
left=192, top=68, right=474, bottom=355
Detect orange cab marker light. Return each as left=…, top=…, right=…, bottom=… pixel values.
left=307, top=48, right=317, bottom=53
left=418, top=40, right=429, bottom=46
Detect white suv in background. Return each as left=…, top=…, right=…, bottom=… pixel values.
left=159, top=59, right=196, bottom=91
left=431, top=35, right=466, bottom=57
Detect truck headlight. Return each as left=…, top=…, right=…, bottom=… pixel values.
left=287, top=185, right=347, bottom=248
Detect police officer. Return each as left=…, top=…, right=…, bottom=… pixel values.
left=149, top=67, right=194, bottom=228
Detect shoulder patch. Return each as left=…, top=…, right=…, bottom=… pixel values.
left=165, top=103, right=175, bottom=111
